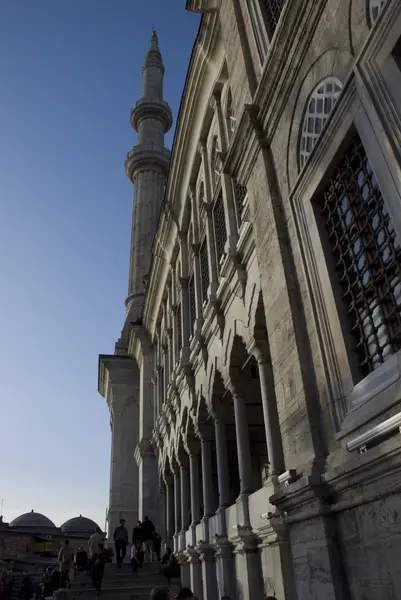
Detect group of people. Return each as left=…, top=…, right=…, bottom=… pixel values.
left=113, top=517, right=161, bottom=569
left=0, top=569, right=13, bottom=600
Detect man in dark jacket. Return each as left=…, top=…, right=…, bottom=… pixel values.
left=113, top=519, right=128, bottom=568
left=140, top=516, right=155, bottom=562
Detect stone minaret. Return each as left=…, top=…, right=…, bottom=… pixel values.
left=124, top=29, right=172, bottom=329
left=100, top=31, right=172, bottom=541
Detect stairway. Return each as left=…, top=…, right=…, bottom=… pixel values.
left=70, top=561, right=181, bottom=600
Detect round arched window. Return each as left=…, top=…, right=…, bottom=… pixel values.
left=369, top=0, right=387, bottom=25
left=298, top=77, right=343, bottom=171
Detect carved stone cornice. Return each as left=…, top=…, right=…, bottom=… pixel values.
left=186, top=0, right=219, bottom=13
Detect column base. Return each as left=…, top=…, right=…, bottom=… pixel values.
left=213, top=534, right=235, bottom=600
left=258, top=515, right=297, bottom=600
left=231, top=526, right=264, bottom=600
left=177, top=550, right=190, bottom=588
left=197, top=541, right=217, bottom=600
left=185, top=546, right=203, bottom=599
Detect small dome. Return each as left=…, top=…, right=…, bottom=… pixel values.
left=10, top=510, right=56, bottom=529
left=61, top=515, right=100, bottom=535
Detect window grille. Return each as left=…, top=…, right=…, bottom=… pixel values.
left=299, top=77, right=343, bottom=171
left=189, top=275, right=196, bottom=336
left=369, top=0, right=387, bottom=24
left=213, top=193, right=227, bottom=266
left=260, top=0, right=286, bottom=38
left=176, top=304, right=182, bottom=361
left=233, top=182, right=247, bottom=229
left=321, top=134, right=401, bottom=377
left=200, top=240, right=210, bottom=304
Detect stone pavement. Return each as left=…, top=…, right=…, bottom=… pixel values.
left=70, top=561, right=180, bottom=600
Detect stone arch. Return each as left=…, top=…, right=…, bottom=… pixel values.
left=286, top=46, right=353, bottom=191
left=223, top=318, right=253, bottom=372
left=210, top=368, right=241, bottom=503
left=228, top=334, right=269, bottom=489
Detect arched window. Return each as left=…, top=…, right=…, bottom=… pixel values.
left=226, top=89, right=236, bottom=140
left=298, top=77, right=343, bottom=171
left=369, top=0, right=387, bottom=25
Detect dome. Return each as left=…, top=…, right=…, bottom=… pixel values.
left=61, top=515, right=100, bottom=535
left=10, top=510, right=56, bottom=529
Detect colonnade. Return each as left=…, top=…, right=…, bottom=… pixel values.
left=158, top=344, right=286, bottom=600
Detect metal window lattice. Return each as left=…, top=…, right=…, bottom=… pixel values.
left=213, top=193, right=227, bottom=265
left=189, top=276, right=196, bottom=335
left=200, top=240, right=210, bottom=304
left=369, top=0, right=387, bottom=24
left=321, top=134, right=401, bottom=376
left=261, top=0, right=286, bottom=37
left=299, top=78, right=343, bottom=171
left=176, top=304, right=182, bottom=361
left=233, top=182, right=247, bottom=228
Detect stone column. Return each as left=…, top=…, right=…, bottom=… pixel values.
left=180, top=463, right=190, bottom=537
left=230, top=388, right=254, bottom=496
left=135, top=348, right=160, bottom=527
left=200, top=439, right=214, bottom=526
left=185, top=439, right=202, bottom=597
left=173, top=467, right=181, bottom=553
left=190, top=453, right=201, bottom=528
left=165, top=476, right=175, bottom=547
left=253, top=345, right=285, bottom=478
left=214, top=418, right=231, bottom=511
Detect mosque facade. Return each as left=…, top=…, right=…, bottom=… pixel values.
left=99, top=1, right=401, bottom=598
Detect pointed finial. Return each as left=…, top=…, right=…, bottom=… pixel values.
left=149, top=27, right=160, bottom=52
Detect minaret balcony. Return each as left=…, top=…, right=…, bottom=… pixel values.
left=131, top=97, right=173, bottom=133
left=125, top=144, right=170, bottom=181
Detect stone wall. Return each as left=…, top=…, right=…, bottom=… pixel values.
left=0, top=531, right=36, bottom=558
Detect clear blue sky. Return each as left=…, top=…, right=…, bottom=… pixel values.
left=0, top=1, right=199, bottom=529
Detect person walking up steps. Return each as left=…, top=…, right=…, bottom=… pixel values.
left=58, top=540, right=74, bottom=588
left=90, top=544, right=108, bottom=599
left=113, top=518, right=128, bottom=567
left=89, top=527, right=105, bottom=559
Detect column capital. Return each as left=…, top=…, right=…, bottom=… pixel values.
left=176, top=446, right=190, bottom=469
left=163, top=472, right=174, bottom=486
left=184, top=436, right=200, bottom=457
left=195, top=423, right=215, bottom=442
left=225, top=375, right=245, bottom=398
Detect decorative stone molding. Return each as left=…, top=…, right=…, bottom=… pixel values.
left=130, top=97, right=172, bottom=133
left=125, top=144, right=170, bottom=182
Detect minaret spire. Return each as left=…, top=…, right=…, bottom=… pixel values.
left=123, top=31, right=172, bottom=332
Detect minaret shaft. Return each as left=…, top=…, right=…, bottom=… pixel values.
left=124, top=30, right=172, bottom=324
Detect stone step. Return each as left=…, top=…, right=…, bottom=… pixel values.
left=71, top=590, right=180, bottom=600
left=72, top=577, right=168, bottom=589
